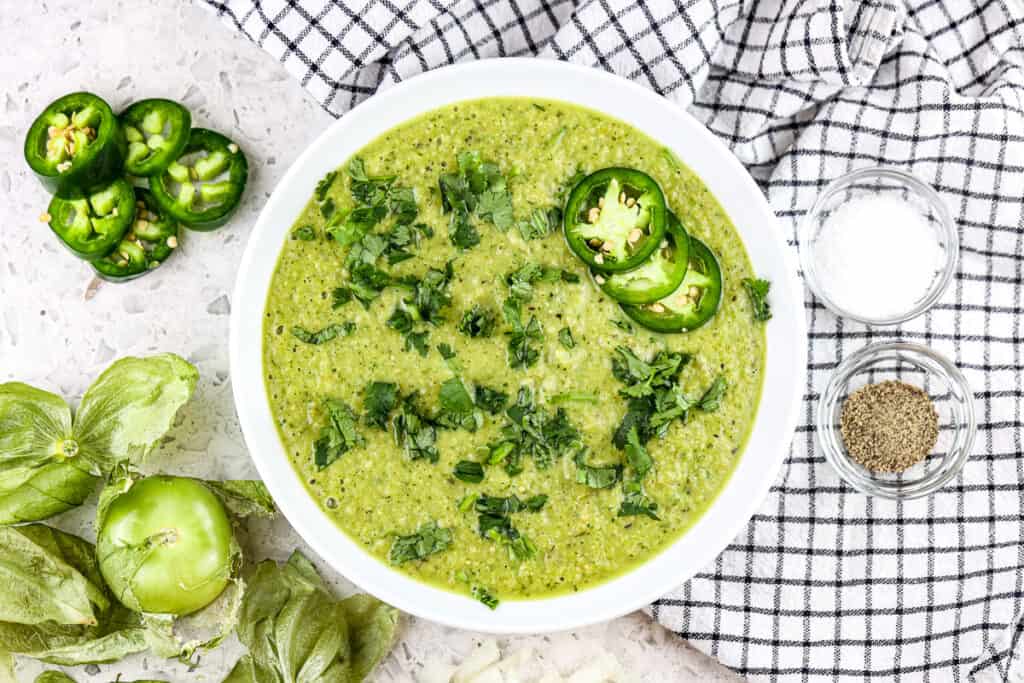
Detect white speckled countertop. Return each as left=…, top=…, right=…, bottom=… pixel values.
left=0, top=1, right=739, bottom=680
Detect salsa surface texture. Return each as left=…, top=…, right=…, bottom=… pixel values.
left=263, top=98, right=765, bottom=600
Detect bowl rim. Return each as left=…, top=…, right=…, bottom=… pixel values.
left=816, top=341, right=977, bottom=500
left=798, top=165, right=959, bottom=327
left=229, top=57, right=808, bottom=634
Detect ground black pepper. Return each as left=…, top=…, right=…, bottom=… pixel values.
left=840, top=380, right=939, bottom=473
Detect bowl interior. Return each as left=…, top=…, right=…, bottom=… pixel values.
left=800, top=168, right=957, bottom=326
left=819, top=344, right=975, bottom=499
left=229, top=58, right=807, bottom=633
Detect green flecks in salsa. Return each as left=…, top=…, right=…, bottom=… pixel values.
left=263, top=98, right=765, bottom=602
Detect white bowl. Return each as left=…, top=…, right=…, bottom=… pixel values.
left=230, top=58, right=807, bottom=634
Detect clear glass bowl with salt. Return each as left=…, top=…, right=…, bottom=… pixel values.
left=799, top=166, right=958, bottom=325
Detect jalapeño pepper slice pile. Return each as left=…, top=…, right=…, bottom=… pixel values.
left=150, top=128, right=248, bottom=231
left=92, top=189, right=180, bottom=282
left=595, top=211, right=690, bottom=305
left=621, top=237, right=723, bottom=333
left=121, top=98, right=192, bottom=177
left=24, top=92, right=126, bottom=195
left=563, top=168, right=667, bottom=272
left=46, top=177, right=135, bottom=260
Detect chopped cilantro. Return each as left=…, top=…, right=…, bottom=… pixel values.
left=485, top=387, right=581, bottom=475
left=624, top=426, right=653, bottom=479
left=407, top=261, right=454, bottom=325
left=331, top=287, right=353, bottom=308
left=291, top=225, right=316, bottom=241
left=473, top=385, right=509, bottom=414
left=558, top=326, right=575, bottom=350
left=474, top=493, right=547, bottom=515
left=524, top=494, right=548, bottom=511
left=387, top=306, right=430, bottom=356
left=436, top=376, right=479, bottom=432
left=611, top=347, right=690, bottom=400
left=696, top=375, right=728, bottom=412
left=453, top=460, right=485, bottom=484
left=315, top=170, right=337, bottom=202
left=314, top=399, right=364, bottom=470
left=363, top=381, right=398, bottom=429
left=742, top=277, right=772, bottom=322
left=573, top=449, right=622, bottom=489
left=457, top=304, right=497, bottom=338
left=389, top=521, right=452, bottom=565
left=319, top=197, right=336, bottom=219
left=348, top=157, right=396, bottom=206
left=618, top=480, right=660, bottom=520
left=503, top=299, right=542, bottom=369
left=504, top=262, right=566, bottom=303
left=472, top=586, right=499, bottom=610
left=439, top=151, right=514, bottom=249
left=515, top=207, right=560, bottom=241
left=388, top=186, right=418, bottom=226
left=436, top=342, right=463, bottom=373
left=291, top=322, right=355, bottom=345
left=393, top=393, right=439, bottom=463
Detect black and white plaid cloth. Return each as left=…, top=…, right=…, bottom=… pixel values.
left=202, top=0, right=1024, bottom=679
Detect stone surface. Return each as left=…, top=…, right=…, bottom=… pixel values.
left=0, top=1, right=739, bottom=680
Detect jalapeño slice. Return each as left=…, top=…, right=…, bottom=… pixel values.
left=24, top=92, right=126, bottom=195
left=596, top=211, right=690, bottom=304
left=46, top=177, right=135, bottom=261
left=92, top=189, right=181, bottom=282
left=621, top=237, right=723, bottom=333
left=563, top=168, right=667, bottom=272
left=121, top=98, right=192, bottom=177
left=150, top=128, right=248, bottom=231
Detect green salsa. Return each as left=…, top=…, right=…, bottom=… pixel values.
left=263, top=98, right=765, bottom=602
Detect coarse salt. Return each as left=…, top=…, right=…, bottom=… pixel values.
left=812, top=194, right=941, bottom=320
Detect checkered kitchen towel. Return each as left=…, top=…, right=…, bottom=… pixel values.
left=203, top=0, right=1024, bottom=679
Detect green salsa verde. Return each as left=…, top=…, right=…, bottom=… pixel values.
left=263, top=98, right=765, bottom=603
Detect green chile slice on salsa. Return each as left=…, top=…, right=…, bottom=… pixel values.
left=621, top=237, right=723, bottom=332
left=596, top=210, right=690, bottom=304
left=563, top=167, right=667, bottom=272
left=150, top=128, right=248, bottom=231
left=46, top=176, right=136, bottom=261
left=24, top=91, right=126, bottom=195
left=120, top=98, right=192, bottom=177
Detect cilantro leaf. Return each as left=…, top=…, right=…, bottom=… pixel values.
left=457, top=304, right=497, bottom=338
left=393, top=393, right=439, bottom=463
left=407, top=261, right=454, bottom=325
left=331, top=287, right=353, bottom=308
left=437, top=376, right=478, bottom=432
left=291, top=322, right=355, bottom=345
left=742, top=277, right=772, bottom=322
left=453, top=461, right=484, bottom=484
left=315, top=170, right=337, bottom=202
left=314, top=399, right=364, bottom=470
left=472, top=586, right=499, bottom=610
left=696, top=376, right=728, bottom=412
left=573, top=449, right=622, bottom=489
left=487, top=387, right=581, bottom=475
left=389, top=521, right=452, bottom=565
left=363, top=381, right=398, bottom=429
left=558, top=326, right=575, bottom=350
left=473, top=385, right=508, bottom=414
left=618, top=480, right=660, bottom=520
left=503, top=299, right=542, bottom=369
left=387, top=307, right=430, bottom=356
left=438, top=151, right=514, bottom=248
left=624, top=426, right=653, bottom=479
left=515, top=207, right=560, bottom=241
left=291, top=225, right=316, bottom=241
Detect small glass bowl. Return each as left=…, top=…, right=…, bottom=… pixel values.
left=818, top=342, right=976, bottom=500
left=799, top=166, right=958, bottom=326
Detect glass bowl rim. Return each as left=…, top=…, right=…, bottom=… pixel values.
left=817, top=341, right=977, bottom=500
left=799, top=165, right=959, bottom=326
